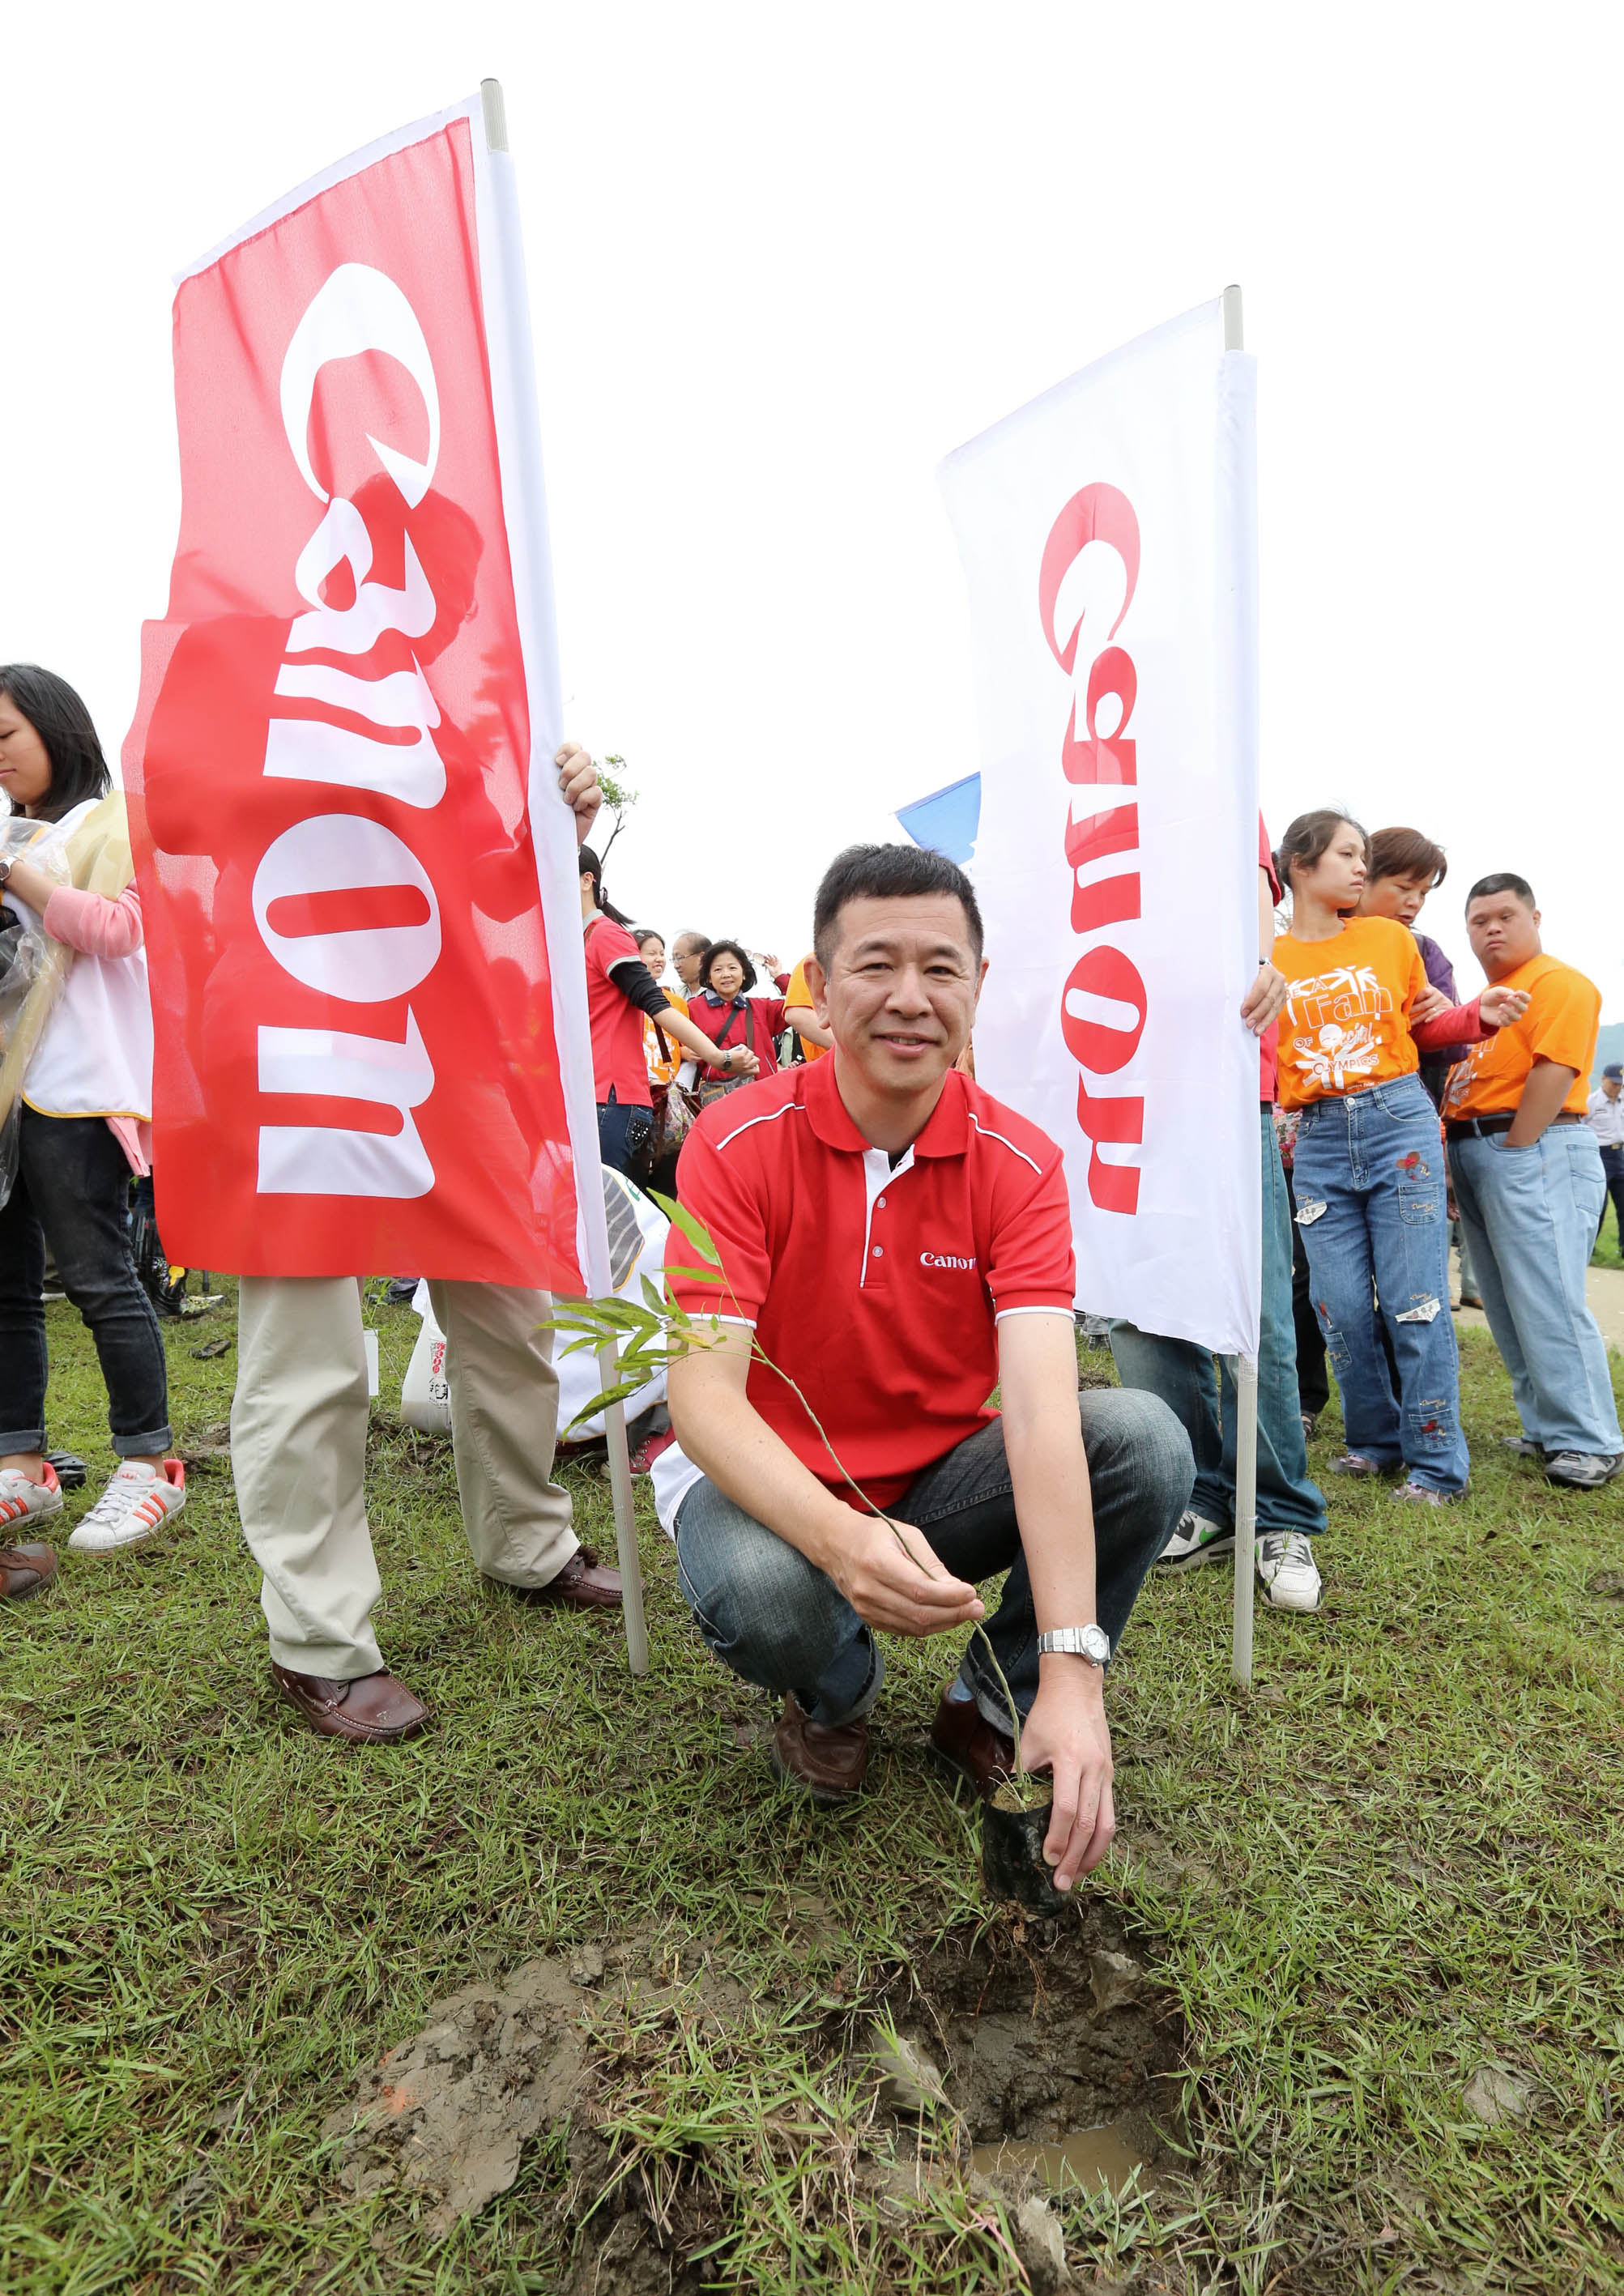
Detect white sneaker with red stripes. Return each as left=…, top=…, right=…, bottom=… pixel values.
left=68, top=1460, right=187, bottom=1553
left=0, top=1461, right=64, bottom=1531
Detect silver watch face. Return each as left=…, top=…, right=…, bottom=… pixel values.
left=1040, top=1625, right=1111, bottom=1663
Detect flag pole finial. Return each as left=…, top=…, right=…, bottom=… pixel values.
left=481, top=79, right=509, bottom=152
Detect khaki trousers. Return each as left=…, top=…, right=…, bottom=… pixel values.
left=232, top=1276, right=578, bottom=1679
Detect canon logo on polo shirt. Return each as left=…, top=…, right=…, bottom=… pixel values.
left=920, top=1251, right=978, bottom=1270
left=1039, top=481, right=1147, bottom=1219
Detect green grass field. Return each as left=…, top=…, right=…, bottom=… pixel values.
left=2, top=1292, right=1621, bottom=2293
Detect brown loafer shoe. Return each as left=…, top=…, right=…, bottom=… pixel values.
left=271, top=1663, right=431, bottom=1744
left=926, top=1685, right=1017, bottom=1802
left=0, top=1543, right=58, bottom=1601
left=519, top=1546, right=623, bottom=1612
left=770, top=1689, right=869, bottom=1804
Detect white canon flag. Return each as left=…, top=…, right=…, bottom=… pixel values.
left=940, top=299, right=1261, bottom=1358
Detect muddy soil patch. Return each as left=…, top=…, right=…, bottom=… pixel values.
left=325, top=1904, right=1185, bottom=2287
left=322, top=1954, right=593, bottom=2236
left=879, top=1894, right=1185, bottom=2174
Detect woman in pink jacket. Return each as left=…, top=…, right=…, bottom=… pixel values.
left=0, top=667, right=185, bottom=1601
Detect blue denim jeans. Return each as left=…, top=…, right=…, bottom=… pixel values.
left=1111, top=1109, right=1326, bottom=1537
left=1292, top=1075, right=1468, bottom=1493
left=0, top=1108, right=173, bottom=1457
left=596, top=1090, right=654, bottom=1182
left=673, top=1388, right=1193, bottom=1732
left=1450, top=1125, right=1622, bottom=1457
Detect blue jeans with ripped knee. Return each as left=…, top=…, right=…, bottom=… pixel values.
left=1292, top=1074, right=1468, bottom=1494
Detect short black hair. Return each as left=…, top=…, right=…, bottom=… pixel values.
left=699, top=939, right=757, bottom=993
left=1466, top=871, right=1535, bottom=911
left=0, top=665, right=113, bottom=823
left=812, top=843, right=984, bottom=969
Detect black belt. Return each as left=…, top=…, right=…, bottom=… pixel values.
left=1445, top=1111, right=1583, bottom=1140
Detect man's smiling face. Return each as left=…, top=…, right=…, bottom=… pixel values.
left=812, top=893, right=985, bottom=1095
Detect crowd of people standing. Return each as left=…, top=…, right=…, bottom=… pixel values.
left=1, top=665, right=1619, bottom=1876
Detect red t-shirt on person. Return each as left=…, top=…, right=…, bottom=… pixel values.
left=652, top=1057, right=1076, bottom=1531
left=583, top=917, right=654, bottom=1107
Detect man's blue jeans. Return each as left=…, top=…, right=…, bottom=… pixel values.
left=672, top=1388, right=1193, bottom=1732
left=1110, top=1109, right=1325, bottom=1538
left=1292, top=1074, right=1468, bottom=1494
left=1450, top=1125, right=1622, bottom=1457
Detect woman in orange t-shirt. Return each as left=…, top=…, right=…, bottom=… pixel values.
left=1273, top=811, right=1528, bottom=1502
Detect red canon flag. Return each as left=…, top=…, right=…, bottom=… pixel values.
left=123, top=95, right=601, bottom=1289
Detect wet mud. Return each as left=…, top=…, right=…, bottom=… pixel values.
left=329, top=1899, right=1183, bottom=2291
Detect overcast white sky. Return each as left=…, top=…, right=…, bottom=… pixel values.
left=6, top=2, right=1618, bottom=1013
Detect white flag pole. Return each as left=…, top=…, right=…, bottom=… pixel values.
left=1230, top=1354, right=1259, bottom=1684
left=1222, top=280, right=1260, bottom=1689
left=598, top=1344, right=650, bottom=1677
left=479, top=78, right=648, bottom=1675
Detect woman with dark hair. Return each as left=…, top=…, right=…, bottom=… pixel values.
left=1355, top=827, right=1466, bottom=1106
left=684, top=940, right=790, bottom=1106
left=1271, top=810, right=1527, bottom=1502
left=0, top=668, right=185, bottom=1594
left=1353, top=824, right=1484, bottom=1314
left=633, top=928, right=690, bottom=1201
left=578, top=853, right=757, bottom=1178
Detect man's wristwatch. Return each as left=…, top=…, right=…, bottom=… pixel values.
left=1037, top=1625, right=1111, bottom=1666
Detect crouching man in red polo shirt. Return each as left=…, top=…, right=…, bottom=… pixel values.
left=650, top=846, right=1194, bottom=1893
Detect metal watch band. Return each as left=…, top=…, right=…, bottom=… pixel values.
left=1036, top=1625, right=1110, bottom=1663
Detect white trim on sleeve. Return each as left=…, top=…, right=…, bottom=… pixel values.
left=966, top=1110, right=1044, bottom=1176
left=994, top=1305, right=1076, bottom=1323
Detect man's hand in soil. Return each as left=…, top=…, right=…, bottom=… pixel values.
left=1019, top=1663, right=1115, bottom=1890
left=825, top=1514, right=984, bottom=1638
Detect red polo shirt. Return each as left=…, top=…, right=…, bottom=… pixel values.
left=654, top=1057, right=1076, bottom=1526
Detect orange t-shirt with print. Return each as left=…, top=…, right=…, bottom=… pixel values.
left=1271, top=915, right=1428, bottom=1112
left=783, top=956, right=829, bottom=1063
left=1443, top=953, right=1600, bottom=1120
left=643, top=990, right=688, bottom=1089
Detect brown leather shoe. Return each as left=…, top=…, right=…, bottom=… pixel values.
left=926, top=1685, right=1016, bottom=1802
left=271, top=1663, right=432, bottom=1744
left=517, top=1546, right=623, bottom=1612
left=0, top=1544, right=58, bottom=1601
left=771, top=1690, right=869, bottom=1804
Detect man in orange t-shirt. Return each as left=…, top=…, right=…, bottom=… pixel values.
left=1444, top=873, right=1621, bottom=1487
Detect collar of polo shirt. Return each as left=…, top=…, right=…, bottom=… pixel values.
left=798, top=1054, right=970, bottom=1158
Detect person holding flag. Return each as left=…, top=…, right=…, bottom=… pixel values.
left=1110, top=820, right=1328, bottom=1611
left=211, top=746, right=625, bottom=1744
